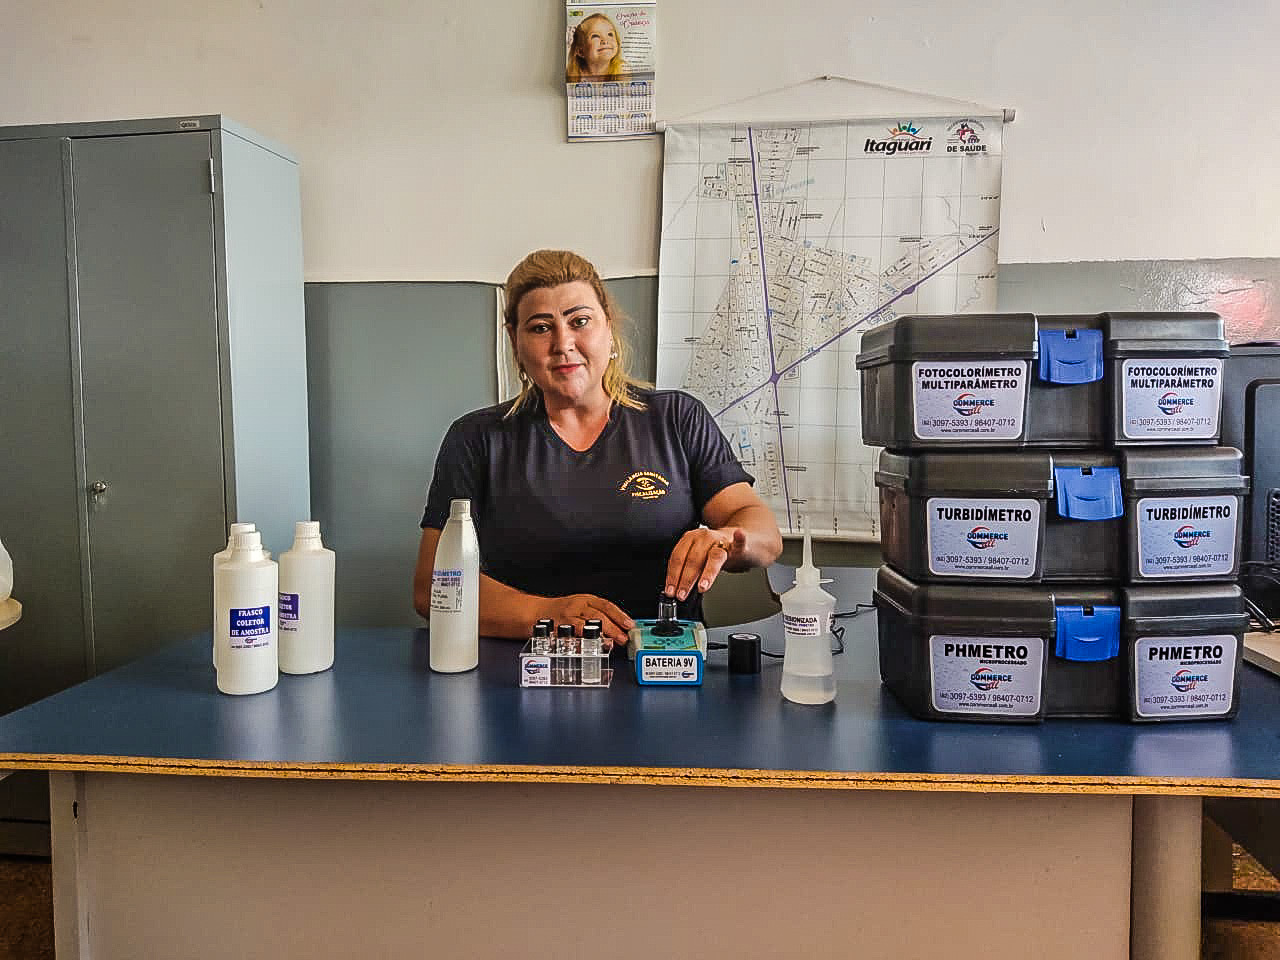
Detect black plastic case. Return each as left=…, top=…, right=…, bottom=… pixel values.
left=874, top=567, right=1246, bottom=723
left=857, top=312, right=1228, bottom=450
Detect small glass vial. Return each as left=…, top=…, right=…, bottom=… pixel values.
left=531, top=619, right=552, bottom=656
left=555, top=623, right=575, bottom=684
left=581, top=622, right=602, bottom=685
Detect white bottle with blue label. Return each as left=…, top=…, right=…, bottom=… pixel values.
left=429, top=499, right=480, bottom=673
left=278, top=521, right=336, bottom=675
left=214, top=529, right=279, bottom=695
left=780, top=516, right=837, bottom=705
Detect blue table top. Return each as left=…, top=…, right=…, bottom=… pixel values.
left=2, top=569, right=1279, bottom=795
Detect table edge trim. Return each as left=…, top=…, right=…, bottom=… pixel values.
left=3, top=754, right=1280, bottom=796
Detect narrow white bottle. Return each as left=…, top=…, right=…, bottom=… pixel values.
left=214, top=530, right=279, bottom=695
left=212, top=522, right=261, bottom=667
left=429, top=499, right=479, bottom=673
left=780, top=516, right=837, bottom=705
left=278, top=521, right=336, bottom=675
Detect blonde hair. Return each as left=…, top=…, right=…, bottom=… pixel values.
left=503, top=249, right=648, bottom=416
left=565, top=13, right=627, bottom=81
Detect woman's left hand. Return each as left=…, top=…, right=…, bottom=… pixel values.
left=664, top=527, right=747, bottom=601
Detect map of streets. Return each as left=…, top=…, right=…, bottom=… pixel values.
left=658, top=119, right=1003, bottom=538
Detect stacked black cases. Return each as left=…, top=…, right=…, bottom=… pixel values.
left=860, top=313, right=1247, bottom=722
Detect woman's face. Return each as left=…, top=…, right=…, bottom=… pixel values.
left=581, top=18, right=618, bottom=70
left=512, top=281, right=613, bottom=410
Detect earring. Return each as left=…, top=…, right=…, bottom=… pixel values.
left=518, top=368, right=529, bottom=383
left=610, top=350, right=619, bottom=359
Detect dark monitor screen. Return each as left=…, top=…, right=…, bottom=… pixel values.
left=1224, top=344, right=1280, bottom=616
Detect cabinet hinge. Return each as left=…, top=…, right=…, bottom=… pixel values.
left=209, top=158, right=217, bottom=195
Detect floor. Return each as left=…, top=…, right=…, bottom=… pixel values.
left=0, top=848, right=1276, bottom=959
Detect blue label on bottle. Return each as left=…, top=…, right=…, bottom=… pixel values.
left=230, top=606, right=271, bottom=638
left=279, top=593, right=299, bottom=621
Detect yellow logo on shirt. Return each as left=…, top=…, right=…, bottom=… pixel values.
left=619, top=470, right=670, bottom=501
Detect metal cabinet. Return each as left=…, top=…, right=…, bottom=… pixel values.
left=0, top=116, right=310, bottom=852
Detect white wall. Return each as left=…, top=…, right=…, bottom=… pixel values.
left=3, top=0, right=1277, bottom=281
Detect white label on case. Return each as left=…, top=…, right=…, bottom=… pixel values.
left=1136, top=496, right=1237, bottom=577
left=430, top=568, right=463, bottom=612
left=1134, top=635, right=1235, bottom=717
left=1121, top=359, right=1221, bottom=439
left=912, top=361, right=1027, bottom=439
left=926, top=498, right=1040, bottom=578
left=929, top=635, right=1043, bottom=716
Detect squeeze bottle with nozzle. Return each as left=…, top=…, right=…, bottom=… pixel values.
left=779, top=517, right=837, bottom=704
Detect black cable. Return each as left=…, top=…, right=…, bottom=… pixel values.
left=833, top=602, right=875, bottom=620
left=708, top=599, right=876, bottom=660
left=1244, top=595, right=1276, bottom=633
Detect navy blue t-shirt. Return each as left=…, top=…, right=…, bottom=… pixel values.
left=421, top=389, right=753, bottom=622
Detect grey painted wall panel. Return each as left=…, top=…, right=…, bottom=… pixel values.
left=999, top=258, right=1280, bottom=344
left=304, top=282, right=495, bottom=626
left=306, top=259, right=1280, bottom=626
left=305, top=276, right=655, bottom=627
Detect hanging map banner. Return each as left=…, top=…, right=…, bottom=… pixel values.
left=657, top=117, right=1003, bottom=539
left=565, top=2, right=656, bottom=141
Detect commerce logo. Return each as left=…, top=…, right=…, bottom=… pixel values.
left=619, top=470, right=670, bottom=501
left=946, top=119, right=988, bottom=154
left=970, top=668, right=1013, bottom=691
left=967, top=526, right=1008, bottom=549
left=864, top=121, right=933, bottom=156
left=1157, top=392, right=1195, bottom=415
left=1171, top=669, right=1210, bottom=692
left=952, top=393, right=996, bottom=416
left=1174, top=525, right=1211, bottom=548
left=524, top=659, right=548, bottom=676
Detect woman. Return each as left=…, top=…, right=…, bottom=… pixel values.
left=565, top=12, right=627, bottom=81
left=413, top=250, right=782, bottom=646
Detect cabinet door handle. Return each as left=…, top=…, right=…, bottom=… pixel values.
left=89, top=480, right=109, bottom=496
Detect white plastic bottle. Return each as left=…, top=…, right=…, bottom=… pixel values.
left=212, top=522, right=262, bottom=667
left=429, top=499, right=480, bottom=673
left=780, top=516, right=837, bottom=705
left=214, top=529, right=279, bottom=695
left=278, top=521, right=336, bottom=675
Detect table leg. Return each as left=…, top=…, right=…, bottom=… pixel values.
left=49, top=772, right=89, bottom=960
left=1131, top=795, right=1201, bottom=960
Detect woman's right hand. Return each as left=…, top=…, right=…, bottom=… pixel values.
left=545, top=593, right=634, bottom=649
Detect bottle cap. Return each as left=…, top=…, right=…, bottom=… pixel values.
left=584, top=618, right=602, bottom=630
left=449, top=499, right=471, bottom=519
left=532, top=622, right=550, bottom=638
left=231, top=530, right=262, bottom=551
left=556, top=623, right=574, bottom=638
left=583, top=622, right=601, bottom=639
left=229, top=522, right=257, bottom=537
left=295, top=520, right=321, bottom=538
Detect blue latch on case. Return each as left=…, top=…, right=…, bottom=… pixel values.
left=1055, top=605, right=1121, bottom=661
left=1054, top=466, right=1123, bottom=520
left=1037, top=329, right=1104, bottom=384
